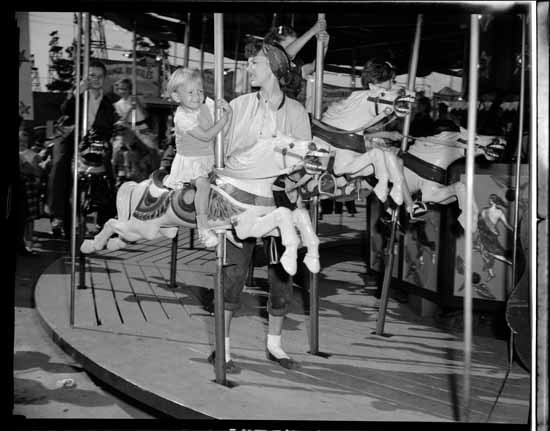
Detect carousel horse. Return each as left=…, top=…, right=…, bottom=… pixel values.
left=331, top=128, right=505, bottom=231
left=310, top=85, right=415, bottom=206
left=80, top=133, right=333, bottom=276
left=308, top=88, right=505, bottom=231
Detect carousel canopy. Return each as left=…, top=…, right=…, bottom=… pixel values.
left=96, top=2, right=528, bottom=78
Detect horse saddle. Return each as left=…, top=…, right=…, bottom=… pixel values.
left=133, top=170, right=176, bottom=221
left=311, top=119, right=366, bottom=153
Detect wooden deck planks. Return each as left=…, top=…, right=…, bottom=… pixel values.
left=34, top=206, right=530, bottom=422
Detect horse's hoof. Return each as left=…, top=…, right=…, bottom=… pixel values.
left=303, top=255, right=320, bottom=274
left=106, top=238, right=126, bottom=251
left=280, top=255, right=297, bottom=276
left=389, top=187, right=404, bottom=206
left=80, top=240, right=95, bottom=254
left=373, top=185, right=389, bottom=202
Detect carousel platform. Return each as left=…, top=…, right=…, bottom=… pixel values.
left=34, top=202, right=530, bottom=422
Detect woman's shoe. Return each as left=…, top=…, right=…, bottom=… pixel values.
left=265, top=349, right=301, bottom=370
left=207, top=351, right=241, bottom=374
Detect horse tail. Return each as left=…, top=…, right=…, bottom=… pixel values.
left=116, top=181, right=139, bottom=222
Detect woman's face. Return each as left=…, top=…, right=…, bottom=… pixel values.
left=247, top=51, right=275, bottom=88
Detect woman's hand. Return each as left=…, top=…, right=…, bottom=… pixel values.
left=316, top=18, right=327, bottom=33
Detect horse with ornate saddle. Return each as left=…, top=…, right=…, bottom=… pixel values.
left=303, top=86, right=506, bottom=231
left=80, top=133, right=333, bottom=277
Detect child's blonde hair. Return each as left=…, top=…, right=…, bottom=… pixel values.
left=166, top=67, right=203, bottom=101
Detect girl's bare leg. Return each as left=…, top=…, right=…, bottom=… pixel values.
left=195, top=176, right=218, bottom=247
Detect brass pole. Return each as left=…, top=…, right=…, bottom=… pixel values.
left=213, top=13, right=226, bottom=385
left=462, top=14, right=480, bottom=422
left=309, top=13, right=325, bottom=355
left=131, top=21, right=137, bottom=129
left=70, top=13, right=83, bottom=327
left=376, top=14, right=423, bottom=336
left=183, top=12, right=191, bottom=68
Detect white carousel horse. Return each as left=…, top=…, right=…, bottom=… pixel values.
left=330, top=128, right=505, bottom=231
left=80, top=133, right=333, bottom=276
left=311, top=85, right=415, bottom=206
left=309, top=88, right=505, bottom=231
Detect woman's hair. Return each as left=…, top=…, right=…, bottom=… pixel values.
left=361, top=58, right=397, bottom=88
left=115, top=77, right=132, bottom=91
left=166, top=67, right=203, bottom=98
left=264, top=25, right=297, bottom=45
left=260, top=41, right=292, bottom=86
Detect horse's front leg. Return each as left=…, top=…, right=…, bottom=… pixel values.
left=333, top=148, right=390, bottom=203
left=421, top=181, right=478, bottom=232
left=234, top=207, right=300, bottom=276
left=291, top=208, right=320, bottom=273
left=382, top=150, right=406, bottom=206
left=80, top=217, right=117, bottom=253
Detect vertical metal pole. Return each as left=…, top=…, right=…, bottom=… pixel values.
left=81, top=14, right=90, bottom=137
left=376, top=14, right=422, bottom=336
left=511, top=14, right=525, bottom=303
left=462, top=14, right=480, bottom=423
left=351, top=49, right=357, bottom=89
left=290, top=14, right=295, bottom=28
left=131, top=21, right=137, bottom=129
left=213, top=13, right=226, bottom=385
left=70, top=13, right=82, bottom=327
left=233, top=18, right=240, bottom=97
left=529, top=4, right=542, bottom=428
left=199, top=14, right=207, bottom=73
left=271, top=13, right=278, bottom=28
left=183, top=13, right=191, bottom=68
left=77, top=14, right=88, bottom=291
left=309, top=13, right=325, bottom=355
left=170, top=232, right=178, bottom=288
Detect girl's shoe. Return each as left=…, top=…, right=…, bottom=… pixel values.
left=199, top=229, right=219, bottom=248
left=410, top=201, right=428, bottom=222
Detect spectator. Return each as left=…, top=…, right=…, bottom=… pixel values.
left=47, top=59, right=118, bottom=238
left=18, top=125, right=43, bottom=256
left=410, top=96, right=435, bottom=137
left=112, top=77, right=157, bottom=150
left=434, top=103, right=460, bottom=133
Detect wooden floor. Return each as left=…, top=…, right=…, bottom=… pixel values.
left=33, top=205, right=530, bottom=422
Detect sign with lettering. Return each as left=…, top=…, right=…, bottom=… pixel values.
left=104, top=59, right=160, bottom=98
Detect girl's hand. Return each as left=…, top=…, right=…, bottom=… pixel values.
left=385, top=131, right=403, bottom=141
left=217, top=99, right=233, bottom=115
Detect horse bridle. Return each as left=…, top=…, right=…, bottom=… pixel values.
left=313, top=90, right=415, bottom=136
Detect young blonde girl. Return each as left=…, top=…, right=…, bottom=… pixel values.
left=163, top=68, right=232, bottom=247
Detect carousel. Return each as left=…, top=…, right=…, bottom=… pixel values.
left=31, top=2, right=547, bottom=425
